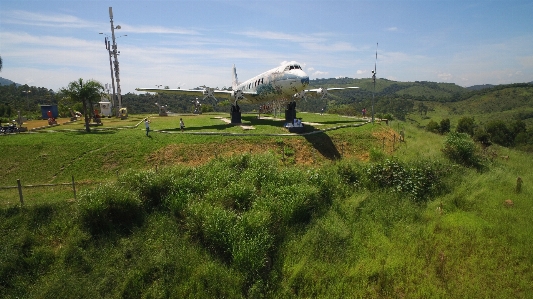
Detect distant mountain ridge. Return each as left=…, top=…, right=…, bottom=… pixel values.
left=466, top=84, right=496, bottom=91
left=0, top=77, right=20, bottom=87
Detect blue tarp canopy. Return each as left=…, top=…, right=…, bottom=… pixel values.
left=40, top=105, right=58, bottom=119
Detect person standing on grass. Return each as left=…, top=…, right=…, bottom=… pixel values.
left=144, top=118, right=150, bottom=136
left=180, top=118, right=185, bottom=132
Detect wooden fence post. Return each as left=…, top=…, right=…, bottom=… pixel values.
left=17, top=179, right=23, bottom=205
left=72, top=175, right=77, bottom=200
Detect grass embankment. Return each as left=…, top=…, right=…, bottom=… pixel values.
left=1, top=113, right=371, bottom=203
left=1, top=115, right=532, bottom=298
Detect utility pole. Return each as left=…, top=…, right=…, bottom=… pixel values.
left=371, top=43, right=378, bottom=124
left=108, top=7, right=123, bottom=117
left=105, top=39, right=117, bottom=112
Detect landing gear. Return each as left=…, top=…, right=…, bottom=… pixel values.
left=230, top=104, right=241, bottom=124
left=285, top=101, right=297, bottom=123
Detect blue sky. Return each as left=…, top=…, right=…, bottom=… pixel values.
left=1, top=0, right=532, bottom=94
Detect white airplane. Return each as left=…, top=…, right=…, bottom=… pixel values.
left=136, top=61, right=358, bottom=122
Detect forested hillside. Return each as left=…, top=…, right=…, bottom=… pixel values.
left=1, top=77, right=532, bottom=126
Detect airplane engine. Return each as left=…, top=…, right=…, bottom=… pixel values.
left=316, top=88, right=328, bottom=100
left=231, top=90, right=244, bottom=101
left=202, top=87, right=215, bottom=97
left=293, top=90, right=307, bottom=99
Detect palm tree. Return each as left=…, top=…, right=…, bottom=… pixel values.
left=60, top=78, right=104, bottom=132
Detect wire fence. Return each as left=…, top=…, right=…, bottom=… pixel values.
left=1, top=130, right=405, bottom=207
left=0, top=176, right=97, bottom=208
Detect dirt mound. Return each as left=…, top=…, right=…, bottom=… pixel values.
left=147, top=127, right=399, bottom=167
left=146, top=139, right=319, bottom=166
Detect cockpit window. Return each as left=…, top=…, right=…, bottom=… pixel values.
left=285, top=64, right=302, bottom=71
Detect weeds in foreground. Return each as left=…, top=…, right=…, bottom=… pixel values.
left=3, top=150, right=532, bottom=298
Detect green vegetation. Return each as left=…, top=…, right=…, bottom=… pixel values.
left=1, top=79, right=533, bottom=298
left=2, top=110, right=533, bottom=298
left=60, top=78, right=106, bottom=132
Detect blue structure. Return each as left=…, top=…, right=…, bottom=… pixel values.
left=40, top=105, right=59, bottom=120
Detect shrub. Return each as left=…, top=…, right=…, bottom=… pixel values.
left=184, top=202, right=236, bottom=261
left=230, top=212, right=273, bottom=279
left=442, top=132, right=482, bottom=168
left=426, top=120, right=440, bottom=133
left=365, top=159, right=446, bottom=201
left=369, top=147, right=387, bottom=162
left=439, top=118, right=451, bottom=134
left=456, top=117, right=476, bottom=136
left=307, top=166, right=345, bottom=205
left=485, top=120, right=513, bottom=146
left=78, top=184, right=144, bottom=235
left=473, top=128, right=491, bottom=147
left=335, top=160, right=362, bottom=186
left=120, top=168, right=180, bottom=210
left=257, top=185, right=321, bottom=229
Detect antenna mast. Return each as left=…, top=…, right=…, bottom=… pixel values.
left=109, top=7, right=122, bottom=117
left=371, top=43, right=378, bottom=124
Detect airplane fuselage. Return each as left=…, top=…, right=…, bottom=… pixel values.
left=135, top=61, right=357, bottom=106
left=234, top=62, right=310, bottom=103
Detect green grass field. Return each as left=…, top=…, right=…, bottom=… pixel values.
left=1, top=112, right=532, bottom=298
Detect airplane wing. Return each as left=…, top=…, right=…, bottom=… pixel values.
left=307, top=87, right=359, bottom=92
left=299, top=86, right=359, bottom=100
left=135, top=87, right=260, bottom=102
left=135, top=87, right=230, bottom=97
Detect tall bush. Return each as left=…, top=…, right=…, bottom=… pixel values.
left=78, top=184, right=144, bottom=235
left=442, top=132, right=482, bottom=168
left=439, top=118, right=451, bottom=134
left=456, top=116, right=476, bottom=136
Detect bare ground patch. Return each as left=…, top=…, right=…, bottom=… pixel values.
left=372, top=126, right=401, bottom=154
left=146, top=139, right=332, bottom=167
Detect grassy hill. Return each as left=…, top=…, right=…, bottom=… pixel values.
left=407, top=84, right=533, bottom=130
left=1, top=112, right=532, bottom=298
left=309, top=78, right=467, bottom=102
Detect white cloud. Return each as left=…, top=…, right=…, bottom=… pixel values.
left=121, top=24, right=200, bottom=35
left=236, top=30, right=325, bottom=44
left=437, top=73, right=453, bottom=81
left=1, top=10, right=98, bottom=29
left=301, top=42, right=356, bottom=52
left=518, top=55, right=533, bottom=68
left=312, top=70, right=328, bottom=77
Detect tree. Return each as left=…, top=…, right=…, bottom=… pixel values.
left=456, top=117, right=476, bottom=137
left=0, top=55, right=3, bottom=72
left=442, top=132, right=482, bottom=168
left=60, top=79, right=104, bottom=132
left=485, top=120, right=513, bottom=147
left=439, top=118, right=451, bottom=134
left=426, top=120, right=440, bottom=134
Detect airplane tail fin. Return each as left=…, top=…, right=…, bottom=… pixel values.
left=232, top=64, right=239, bottom=90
